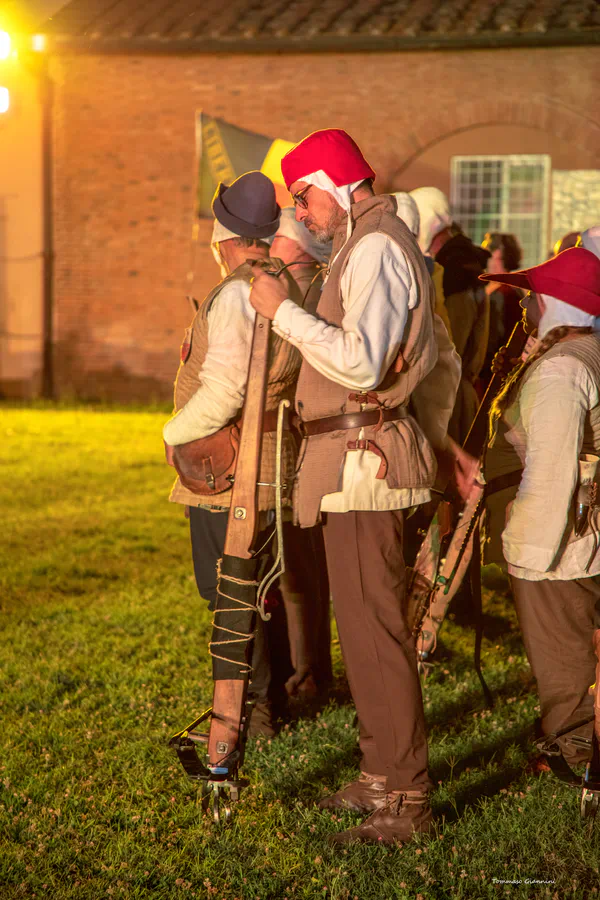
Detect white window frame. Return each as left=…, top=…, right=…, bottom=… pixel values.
left=450, top=154, right=551, bottom=267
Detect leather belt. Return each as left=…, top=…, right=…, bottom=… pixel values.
left=240, top=407, right=290, bottom=433
left=484, top=469, right=523, bottom=496
left=295, top=405, right=408, bottom=437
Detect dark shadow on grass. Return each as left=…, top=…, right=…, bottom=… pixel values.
left=430, top=725, right=534, bottom=785
left=432, top=763, right=526, bottom=823
left=425, top=671, right=535, bottom=731
left=277, top=677, right=354, bottom=727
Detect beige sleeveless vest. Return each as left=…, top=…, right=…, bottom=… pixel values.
left=294, top=194, right=439, bottom=527
left=169, top=260, right=301, bottom=510
left=495, top=333, right=600, bottom=563
left=522, top=334, right=600, bottom=453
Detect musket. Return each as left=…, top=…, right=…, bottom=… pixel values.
left=408, top=320, right=529, bottom=664
left=169, top=260, right=290, bottom=823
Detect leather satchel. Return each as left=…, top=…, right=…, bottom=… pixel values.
left=173, top=422, right=240, bottom=495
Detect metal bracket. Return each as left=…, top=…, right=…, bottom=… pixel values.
left=169, top=701, right=254, bottom=825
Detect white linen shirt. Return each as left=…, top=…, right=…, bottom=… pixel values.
left=503, top=354, right=600, bottom=581
left=272, top=232, right=457, bottom=513
left=163, top=279, right=254, bottom=446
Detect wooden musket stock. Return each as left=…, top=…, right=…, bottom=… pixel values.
left=408, top=320, right=529, bottom=656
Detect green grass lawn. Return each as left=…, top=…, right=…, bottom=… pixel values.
left=1, top=407, right=599, bottom=900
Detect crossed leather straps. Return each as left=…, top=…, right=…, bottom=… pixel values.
left=346, top=391, right=389, bottom=480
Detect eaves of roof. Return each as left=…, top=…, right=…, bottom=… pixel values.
left=44, top=28, right=600, bottom=55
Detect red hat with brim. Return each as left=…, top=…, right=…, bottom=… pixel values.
left=281, top=129, right=376, bottom=190
left=479, top=247, right=600, bottom=316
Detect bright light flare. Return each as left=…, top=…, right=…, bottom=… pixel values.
left=0, top=87, right=9, bottom=114
left=32, top=34, right=46, bottom=52
left=0, top=31, right=10, bottom=60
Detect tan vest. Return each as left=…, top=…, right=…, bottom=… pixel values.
left=169, top=261, right=302, bottom=511
left=294, top=194, right=438, bottom=527
left=523, top=334, right=600, bottom=454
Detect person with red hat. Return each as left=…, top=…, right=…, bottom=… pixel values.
left=482, top=246, right=600, bottom=774
left=249, top=129, right=466, bottom=845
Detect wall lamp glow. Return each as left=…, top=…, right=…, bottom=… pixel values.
left=0, top=31, right=10, bottom=60
left=32, top=34, right=46, bottom=52
left=0, top=86, right=9, bottom=113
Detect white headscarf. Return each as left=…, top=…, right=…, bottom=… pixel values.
left=299, top=170, right=364, bottom=214
left=409, top=187, right=452, bottom=254
left=296, top=169, right=364, bottom=241
left=210, top=217, right=275, bottom=277
left=275, top=207, right=331, bottom=265
left=211, top=218, right=239, bottom=246
left=538, top=293, right=600, bottom=339
left=392, top=192, right=420, bottom=237
left=582, top=225, right=600, bottom=261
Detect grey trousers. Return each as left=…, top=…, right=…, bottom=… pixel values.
left=510, top=574, right=600, bottom=764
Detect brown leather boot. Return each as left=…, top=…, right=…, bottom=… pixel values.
left=318, top=773, right=387, bottom=813
left=248, top=701, right=276, bottom=739
left=329, top=790, right=433, bottom=845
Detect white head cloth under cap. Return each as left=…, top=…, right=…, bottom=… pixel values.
left=393, top=192, right=420, bottom=237
left=210, top=219, right=239, bottom=277
left=538, top=293, right=600, bottom=339
left=211, top=218, right=240, bottom=246
left=275, top=207, right=331, bottom=265
left=300, top=170, right=364, bottom=213
left=296, top=170, right=365, bottom=241
left=409, top=186, right=452, bottom=254
left=210, top=217, right=274, bottom=277
left=582, top=225, right=600, bottom=261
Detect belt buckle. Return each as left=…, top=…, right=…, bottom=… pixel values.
left=295, top=418, right=308, bottom=439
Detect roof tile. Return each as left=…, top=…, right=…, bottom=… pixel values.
left=43, top=0, right=600, bottom=46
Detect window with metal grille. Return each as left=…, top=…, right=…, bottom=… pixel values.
left=450, top=155, right=551, bottom=267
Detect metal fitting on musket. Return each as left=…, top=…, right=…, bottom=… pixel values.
left=575, top=454, right=600, bottom=537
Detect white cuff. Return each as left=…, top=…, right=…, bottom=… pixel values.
left=272, top=298, right=300, bottom=342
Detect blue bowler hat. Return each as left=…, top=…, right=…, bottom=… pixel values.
left=212, top=171, right=280, bottom=239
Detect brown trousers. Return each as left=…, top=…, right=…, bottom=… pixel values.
left=321, top=509, right=431, bottom=792
left=511, top=574, right=600, bottom=764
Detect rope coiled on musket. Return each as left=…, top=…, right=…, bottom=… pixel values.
left=208, top=559, right=259, bottom=674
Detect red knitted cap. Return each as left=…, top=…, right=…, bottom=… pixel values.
left=281, top=129, right=376, bottom=190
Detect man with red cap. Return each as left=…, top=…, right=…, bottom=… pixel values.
left=483, top=247, right=600, bottom=774
left=249, top=129, right=465, bottom=844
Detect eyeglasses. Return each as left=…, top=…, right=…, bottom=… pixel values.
left=292, top=185, right=311, bottom=209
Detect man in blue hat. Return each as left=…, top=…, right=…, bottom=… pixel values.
left=163, top=171, right=302, bottom=736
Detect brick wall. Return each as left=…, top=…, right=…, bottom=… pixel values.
left=50, top=45, right=600, bottom=401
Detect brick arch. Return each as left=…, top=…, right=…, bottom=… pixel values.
left=392, top=96, right=600, bottom=182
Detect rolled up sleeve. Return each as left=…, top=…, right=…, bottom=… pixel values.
left=272, top=233, right=415, bottom=391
